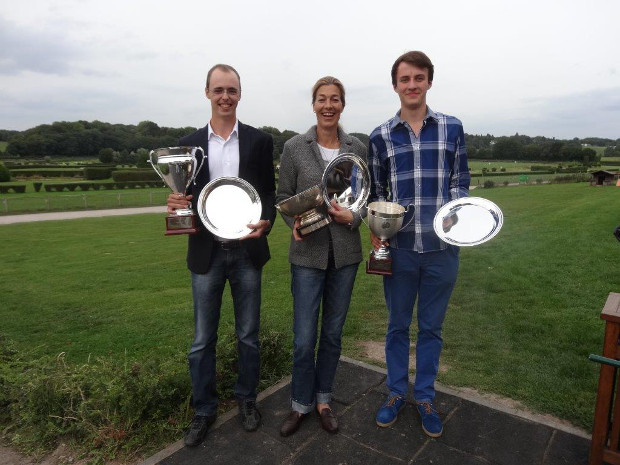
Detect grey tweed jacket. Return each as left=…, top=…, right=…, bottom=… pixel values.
left=276, top=126, right=367, bottom=270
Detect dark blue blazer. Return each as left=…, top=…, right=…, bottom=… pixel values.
left=180, top=122, right=276, bottom=273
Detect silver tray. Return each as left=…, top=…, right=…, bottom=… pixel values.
left=321, top=153, right=370, bottom=211
left=433, top=197, right=503, bottom=246
left=197, top=177, right=262, bottom=239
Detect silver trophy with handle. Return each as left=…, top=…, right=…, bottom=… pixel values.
left=149, top=146, right=204, bottom=235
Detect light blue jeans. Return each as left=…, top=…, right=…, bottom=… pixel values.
left=383, top=246, right=459, bottom=402
left=290, top=262, right=359, bottom=413
left=188, top=246, right=262, bottom=416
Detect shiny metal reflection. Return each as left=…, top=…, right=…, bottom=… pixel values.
left=197, top=177, right=262, bottom=240
left=433, top=197, right=503, bottom=246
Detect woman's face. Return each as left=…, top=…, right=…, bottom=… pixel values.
left=313, top=84, right=344, bottom=129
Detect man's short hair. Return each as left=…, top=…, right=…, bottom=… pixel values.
left=311, top=76, right=346, bottom=107
left=391, top=51, right=434, bottom=86
left=205, top=64, right=241, bottom=90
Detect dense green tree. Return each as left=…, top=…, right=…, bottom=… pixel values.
left=1, top=120, right=615, bottom=163
left=135, top=148, right=150, bottom=168
left=99, top=148, right=114, bottom=163
left=0, top=161, right=10, bottom=182
left=493, top=137, right=523, bottom=159
left=581, top=148, right=599, bottom=166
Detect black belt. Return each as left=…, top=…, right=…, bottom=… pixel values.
left=215, top=240, right=243, bottom=250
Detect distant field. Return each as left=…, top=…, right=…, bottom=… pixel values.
left=469, top=160, right=538, bottom=172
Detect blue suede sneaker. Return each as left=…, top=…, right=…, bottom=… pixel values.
left=415, top=401, right=443, bottom=437
left=376, top=395, right=406, bottom=427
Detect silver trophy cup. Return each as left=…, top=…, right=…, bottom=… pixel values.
left=149, top=146, right=204, bottom=235
left=365, top=201, right=412, bottom=275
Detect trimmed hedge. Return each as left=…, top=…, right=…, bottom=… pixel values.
left=0, top=184, right=27, bottom=194
left=42, top=181, right=165, bottom=192
left=9, top=168, right=83, bottom=178
left=112, top=170, right=160, bottom=182
left=471, top=170, right=553, bottom=178
left=84, top=167, right=113, bottom=180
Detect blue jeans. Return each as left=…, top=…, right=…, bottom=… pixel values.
left=290, top=262, right=359, bottom=413
left=383, top=246, right=459, bottom=402
left=188, top=246, right=262, bottom=416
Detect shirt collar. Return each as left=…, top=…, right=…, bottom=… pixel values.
left=208, top=120, right=239, bottom=140
left=390, top=106, right=438, bottom=130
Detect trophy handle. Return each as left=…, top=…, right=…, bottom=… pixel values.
left=149, top=150, right=166, bottom=183
left=193, top=147, right=205, bottom=186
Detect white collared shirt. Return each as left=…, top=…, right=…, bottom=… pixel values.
left=207, top=120, right=240, bottom=179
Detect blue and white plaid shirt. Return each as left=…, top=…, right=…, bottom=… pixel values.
left=368, top=107, right=471, bottom=253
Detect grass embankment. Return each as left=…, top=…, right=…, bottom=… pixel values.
left=0, top=182, right=618, bottom=460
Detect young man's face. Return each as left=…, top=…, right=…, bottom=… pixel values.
left=393, top=62, right=432, bottom=111
left=205, top=69, right=241, bottom=119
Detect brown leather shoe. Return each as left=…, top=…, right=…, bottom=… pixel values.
left=318, top=407, right=338, bottom=434
left=280, top=411, right=306, bottom=437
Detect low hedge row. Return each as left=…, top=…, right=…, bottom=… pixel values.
left=84, top=167, right=113, bottom=180
left=0, top=184, right=26, bottom=194
left=9, top=168, right=84, bottom=178
left=112, top=170, right=160, bottom=182
left=471, top=170, right=553, bottom=178
left=42, top=181, right=165, bottom=192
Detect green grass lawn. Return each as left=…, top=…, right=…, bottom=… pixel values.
left=1, top=185, right=170, bottom=214
left=0, top=182, right=618, bottom=444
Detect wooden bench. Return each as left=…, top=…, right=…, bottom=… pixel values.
left=590, top=292, right=620, bottom=465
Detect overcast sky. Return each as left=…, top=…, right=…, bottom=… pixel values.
left=1, top=0, right=619, bottom=139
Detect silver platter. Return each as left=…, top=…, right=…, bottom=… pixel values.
left=321, top=153, right=370, bottom=211
left=197, top=177, right=262, bottom=240
left=433, top=197, right=503, bottom=246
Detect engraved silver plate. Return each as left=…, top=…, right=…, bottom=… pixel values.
left=197, top=177, right=262, bottom=240
left=433, top=197, right=503, bottom=246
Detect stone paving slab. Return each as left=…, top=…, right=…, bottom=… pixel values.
left=143, top=358, right=591, bottom=465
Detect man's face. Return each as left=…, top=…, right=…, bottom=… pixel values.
left=393, top=62, right=432, bottom=111
left=205, top=69, right=241, bottom=119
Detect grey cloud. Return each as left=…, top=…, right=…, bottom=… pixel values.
left=0, top=16, right=81, bottom=75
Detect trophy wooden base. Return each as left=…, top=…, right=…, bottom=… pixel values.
left=165, top=214, right=200, bottom=235
left=366, top=256, right=393, bottom=276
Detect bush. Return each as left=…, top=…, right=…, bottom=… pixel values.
left=0, top=184, right=26, bottom=194
left=0, top=161, right=10, bottom=182
left=112, top=170, right=160, bottom=182
left=0, top=327, right=290, bottom=461
left=33, top=182, right=43, bottom=192
left=83, top=167, right=113, bottom=180
left=552, top=174, right=590, bottom=183
left=483, top=180, right=495, bottom=188
left=9, top=169, right=83, bottom=178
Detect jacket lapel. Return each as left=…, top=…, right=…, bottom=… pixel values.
left=238, top=121, right=250, bottom=178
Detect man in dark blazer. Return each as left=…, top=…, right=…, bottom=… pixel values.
left=167, top=64, right=276, bottom=447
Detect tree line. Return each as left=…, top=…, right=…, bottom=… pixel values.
left=1, top=121, right=618, bottom=164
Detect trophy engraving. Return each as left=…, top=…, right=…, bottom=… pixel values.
left=149, top=146, right=204, bottom=235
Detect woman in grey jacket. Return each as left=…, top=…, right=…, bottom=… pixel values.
left=276, top=76, right=367, bottom=437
